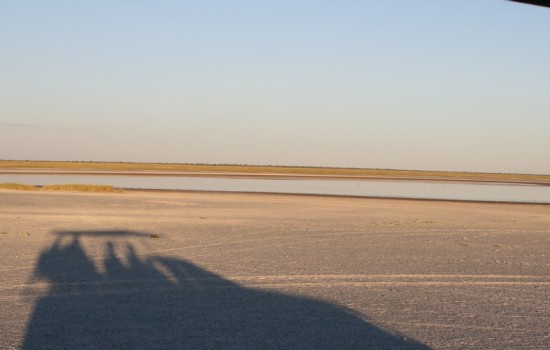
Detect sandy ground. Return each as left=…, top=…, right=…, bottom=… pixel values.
left=0, top=189, right=549, bottom=349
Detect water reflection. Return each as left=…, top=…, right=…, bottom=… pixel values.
left=1, top=174, right=550, bottom=203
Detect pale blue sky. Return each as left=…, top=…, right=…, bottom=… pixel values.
left=1, top=1, right=549, bottom=174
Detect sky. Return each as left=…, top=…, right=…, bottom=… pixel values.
left=1, top=1, right=549, bottom=174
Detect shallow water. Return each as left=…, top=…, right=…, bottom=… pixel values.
left=1, top=174, right=549, bottom=203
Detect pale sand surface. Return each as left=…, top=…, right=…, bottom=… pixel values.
left=0, top=190, right=549, bottom=349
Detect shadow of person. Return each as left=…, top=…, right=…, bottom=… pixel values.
left=23, top=230, right=430, bottom=349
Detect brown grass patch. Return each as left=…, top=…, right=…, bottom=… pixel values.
left=0, top=183, right=39, bottom=191
left=41, top=184, right=120, bottom=193
left=1, top=183, right=122, bottom=193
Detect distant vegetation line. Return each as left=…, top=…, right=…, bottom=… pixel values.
left=1, top=160, right=549, bottom=184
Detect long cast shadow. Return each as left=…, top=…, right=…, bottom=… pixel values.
left=23, top=230, right=430, bottom=349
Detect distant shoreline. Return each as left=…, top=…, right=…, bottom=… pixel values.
left=1, top=169, right=550, bottom=186
left=2, top=160, right=550, bottom=186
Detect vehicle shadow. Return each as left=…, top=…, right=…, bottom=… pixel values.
left=23, top=230, right=430, bottom=349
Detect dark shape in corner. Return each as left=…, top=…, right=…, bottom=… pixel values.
left=509, top=0, right=550, bottom=8
left=23, top=230, right=431, bottom=349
